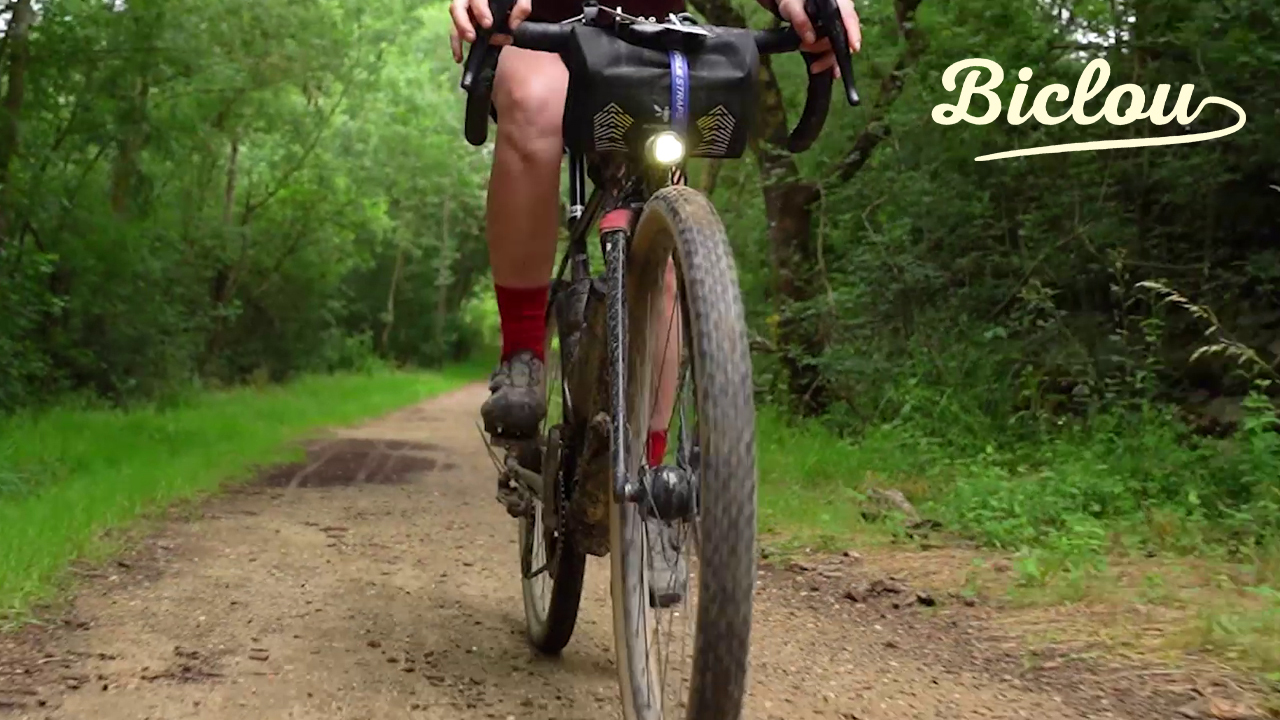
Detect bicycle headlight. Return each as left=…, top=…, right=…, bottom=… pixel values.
left=647, top=131, right=686, bottom=165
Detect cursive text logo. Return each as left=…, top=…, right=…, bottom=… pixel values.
left=932, top=58, right=1247, bottom=162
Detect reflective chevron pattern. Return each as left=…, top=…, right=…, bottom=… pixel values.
left=592, top=102, right=633, bottom=151
left=694, top=105, right=736, bottom=156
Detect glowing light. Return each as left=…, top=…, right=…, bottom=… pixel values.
left=648, top=131, right=685, bottom=165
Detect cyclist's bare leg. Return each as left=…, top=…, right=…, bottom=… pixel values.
left=646, top=258, right=689, bottom=608
left=647, top=258, right=682, bottom=459
left=487, top=48, right=565, bottom=293
left=481, top=48, right=568, bottom=440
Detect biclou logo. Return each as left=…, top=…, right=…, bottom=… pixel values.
left=932, top=58, right=1247, bottom=162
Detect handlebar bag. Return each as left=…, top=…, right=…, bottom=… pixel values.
left=562, top=24, right=758, bottom=159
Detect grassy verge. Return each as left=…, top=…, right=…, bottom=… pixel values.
left=755, top=402, right=1280, bottom=689
left=757, top=405, right=881, bottom=550
left=0, top=361, right=488, bottom=618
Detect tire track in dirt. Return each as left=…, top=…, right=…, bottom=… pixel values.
left=0, top=384, right=1233, bottom=719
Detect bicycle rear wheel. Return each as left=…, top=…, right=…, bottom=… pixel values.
left=610, top=186, right=757, bottom=720
left=519, top=289, right=587, bottom=653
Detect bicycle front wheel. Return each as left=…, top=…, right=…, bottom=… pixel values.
left=610, top=186, right=757, bottom=720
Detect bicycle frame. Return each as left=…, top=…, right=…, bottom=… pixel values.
left=551, top=148, right=669, bottom=537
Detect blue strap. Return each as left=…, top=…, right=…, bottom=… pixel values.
left=668, top=50, right=689, bottom=136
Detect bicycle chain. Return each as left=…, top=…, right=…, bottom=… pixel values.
left=539, top=290, right=576, bottom=579
left=548, top=317, right=577, bottom=578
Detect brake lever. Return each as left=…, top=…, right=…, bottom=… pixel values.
left=460, top=0, right=514, bottom=92
left=460, top=39, right=491, bottom=93
left=804, top=0, right=859, bottom=106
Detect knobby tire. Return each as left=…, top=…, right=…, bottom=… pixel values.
left=609, top=186, right=758, bottom=720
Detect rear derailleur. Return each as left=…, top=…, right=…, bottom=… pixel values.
left=490, top=424, right=567, bottom=522
left=493, top=438, right=542, bottom=519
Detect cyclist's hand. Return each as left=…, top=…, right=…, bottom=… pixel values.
left=775, top=0, right=861, bottom=75
left=449, top=0, right=533, bottom=63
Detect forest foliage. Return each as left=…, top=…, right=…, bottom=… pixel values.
left=0, top=0, right=493, bottom=411
left=692, top=0, right=1280, bottom=556
left=1, top=0, right=1277, bottom=555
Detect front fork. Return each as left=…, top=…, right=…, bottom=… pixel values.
left=600, top=212, right=647, bottom=506
left=602, top=206, right=696, bottom=523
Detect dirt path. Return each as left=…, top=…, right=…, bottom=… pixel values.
left=0, top=385, right=1255, bottom=719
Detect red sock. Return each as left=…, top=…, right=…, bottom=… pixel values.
left=646, top=430, right=668, bottom=467
left=495, top=283, right=549, bottom=362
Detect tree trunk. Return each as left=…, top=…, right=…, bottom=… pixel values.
left=0, top=0, right=35, bottom=247
left=434, top=196, right=453, bottom=365
left=381, top=243, right=405, bottom=356
left=205, top=137, right=241, bottom=372
left=210, top=136, right=240, bottom=308
left=109, top=78, right=151, bottom=217
left=754, top=71, right=828, bottom=413
left=690, top=0, right=927, bottom=415
left=833, top=0, right=926, bottom=182
left=690, top=0, right=830, bottom=412
left=699, top=159, right=724, bottom=196
left=223, top=136, right=239, bottom=226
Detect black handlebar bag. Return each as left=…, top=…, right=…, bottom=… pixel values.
left=561, top=25, right=759, bottom=159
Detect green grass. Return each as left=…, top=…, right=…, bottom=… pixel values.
left=754, top=415, right=943, bottom=554
left=757, top=405, right=870, bottom=550
left=757, top=391, right=1280, bottom=556
left=753, top=396, right=1280, bottom=685
left=755, top=405, right=939, bottom=552
left=0, top=361, right=488, bottom=618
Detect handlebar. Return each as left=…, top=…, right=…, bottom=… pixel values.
left=460, top=0, right=859, bottom=153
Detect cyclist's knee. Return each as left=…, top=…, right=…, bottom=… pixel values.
left=494, top=48, right=567, bottom=161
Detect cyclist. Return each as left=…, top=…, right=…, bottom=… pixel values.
left=449, top=0, right=861, bottom=605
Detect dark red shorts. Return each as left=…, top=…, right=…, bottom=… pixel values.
left=528, top=0, right=686, bottom=22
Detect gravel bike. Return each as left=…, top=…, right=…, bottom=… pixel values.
left=459, top=3, right=858, bottom=717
